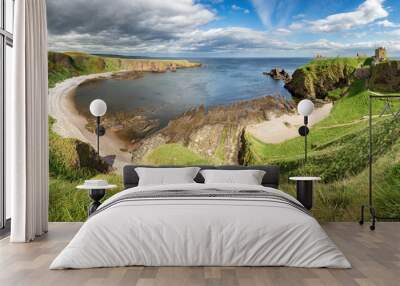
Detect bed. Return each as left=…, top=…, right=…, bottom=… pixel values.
left=50, top=165, right=351, bottom=269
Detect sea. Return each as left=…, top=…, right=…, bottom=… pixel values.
left=74, top=58, right=310, bottom=127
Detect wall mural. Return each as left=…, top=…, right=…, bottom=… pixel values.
left=47, top=0, right=400, bottom=222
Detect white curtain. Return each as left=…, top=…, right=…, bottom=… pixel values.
left=8, top=0, right=49, bottom=242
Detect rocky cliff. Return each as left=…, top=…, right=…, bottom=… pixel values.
left=49, top=117, right=110, bottom=179
left=48, top=51, right=201, bottom=87
left=285, top=57, right=368, bottom=99
left=131, top=96, right=295, bottom=164
left=368, top=60, right=400, bottom=92
left=264, top=68, right=291, bottom=83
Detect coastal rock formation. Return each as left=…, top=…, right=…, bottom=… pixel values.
left=285, top=58, right=365, bottom=99
left=49, top=118, right=110, bottom=178
left=85, top=112, right=160, bottom=144
left=131, top=96, right=295, bottom=164
left=354, top=67, right=371, bottom=80
left=284, top=56, right=400, bottom=99
left=110, top=70, right=144, bottom=80
left=369, top=60, right=400, bottom=92
left=264, top=68, right=291, bottom=83
left=48, top=51, right=201, bottom=87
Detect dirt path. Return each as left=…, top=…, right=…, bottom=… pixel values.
left=246, top=103, right=333, bottom=144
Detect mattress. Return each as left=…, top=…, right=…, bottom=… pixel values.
left=50, top=183, right=351, bottom=269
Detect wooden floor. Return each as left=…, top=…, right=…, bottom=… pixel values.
left=0, top=222, right=399, bottom=286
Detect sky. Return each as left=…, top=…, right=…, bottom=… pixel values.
left=47, top=0, right=400, bottom=57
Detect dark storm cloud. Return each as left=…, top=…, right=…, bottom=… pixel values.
left=47, top=0, right=216, bottom=48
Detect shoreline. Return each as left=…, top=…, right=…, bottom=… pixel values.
left=246, top=103, right=333, bottom=144
left=48, top=71, right=133, bottom=172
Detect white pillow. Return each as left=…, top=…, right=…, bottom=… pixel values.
left=200, top=169, right=266, bottom=185
left=135, top=167, right=200, bottom=186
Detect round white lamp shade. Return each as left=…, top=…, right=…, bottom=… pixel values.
left=90, top=99, right=107, bottom=117
left=297, top=99, right=314, bottom=116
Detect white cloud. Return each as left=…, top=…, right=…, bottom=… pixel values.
left=377, top=19, right=400, bottom=28
left=276, top=28, right=292, bottom=34
left=288, top=22, right=304, bottom=30
left=299, top=39, right=400, bottom=53
left=232, top=4, right=241, bottom=11
left=383, top=29, right=400, bottom=36
left=250, top=0, right=276, bottom=27
left=293, top=13, right=305, bottom=20
left=177, top=27, right=288, bottom=52
left=231, top=4, right=250, bottom=14
left=291, top=0, right=388, bottom=33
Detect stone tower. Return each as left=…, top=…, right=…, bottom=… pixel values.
left=374, top=47, right=387, bottom=62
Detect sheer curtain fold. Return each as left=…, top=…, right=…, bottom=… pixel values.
left=9, top=0, right=48, bottom=242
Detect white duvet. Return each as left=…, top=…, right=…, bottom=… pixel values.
left=50, top=183, right=351, bottom=269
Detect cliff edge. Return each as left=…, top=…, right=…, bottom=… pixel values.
left=285, top=57, right=368, bottom=99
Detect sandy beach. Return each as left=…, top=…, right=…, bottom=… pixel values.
left=246, top=103, right=333, bottom=144
left=48, top=72, right=132, bottom=172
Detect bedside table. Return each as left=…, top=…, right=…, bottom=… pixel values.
left=289, top=177, right=321, bottom=210
left=77, top=184, right=117, bottom=216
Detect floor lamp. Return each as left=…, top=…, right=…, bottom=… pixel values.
left=89, top=99, right=107, bottom=158
left=297, top=99, right=314, bottom=162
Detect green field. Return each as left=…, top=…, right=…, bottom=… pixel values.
left=144, top=143, right=211, bottom=165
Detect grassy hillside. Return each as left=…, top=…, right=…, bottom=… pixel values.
left=285, top=57, right=369, bottom=99
left=49, top=173, right=123, bottom=222
left=243, top=73, right=400, bottom=220
left=243, top=80, right=382, bottom=162
left=144, top=144, right=210, bottom=165
left=49, top=117, right=109, bottom=180
left=48, top=51, right=200, bottom=88
left=48, top=51, right=117, bottom=87
left=48, top=117, right=115, bottom=221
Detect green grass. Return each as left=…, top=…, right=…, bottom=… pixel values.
left=49, top=173, right=123, bottom=222
left=48, top=116, right=114, bottom=221
left=276, top=140, right=400, bottom=222
left=244, top=80, right=400, bottom=162
left=288, top=57, right=369, bottom=99
left=243, top=62, right=400, bottom=221
left=49, top=117, right=109, bottom=180
left=48, top=52, right=119, bottom=88
left=144, top=143, right=211, bottom=165
left=214, top=127, right=228, bottom=163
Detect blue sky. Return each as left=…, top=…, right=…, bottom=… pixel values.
left=47, top=0, right=400, bottom=57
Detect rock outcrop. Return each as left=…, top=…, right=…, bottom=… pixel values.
left=49, top=117, right=110, bottom=178
left=354, top=67, right=371, bottom=80
left=85, top=111, right=160, bottom=144
left=368, top=60, right=400, bottom=92
left=131, top=96, right=295, bottom=164
left=264, top=68, right=291, bottom=83
left=285, top=58, right=365, bottom=99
